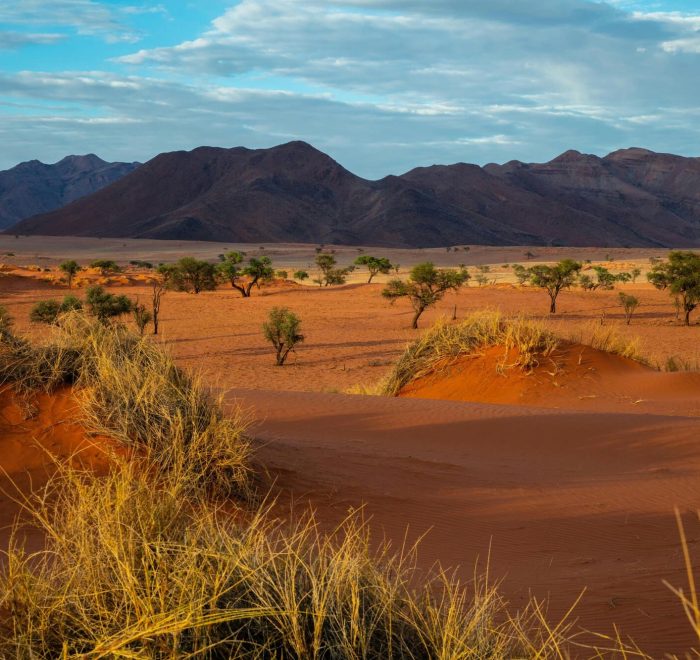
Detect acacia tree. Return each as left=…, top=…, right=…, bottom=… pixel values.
left=648, top=250, right=700, bottom=325
left=579, top=266, right=618, bottom=291
left=618, top=292, right=639, bottom=325
left=217, top=251, right=274, bottom=297
left=354, top=255, right=393, bottom=283
left=263, top=307, right=304, bottom=366
left=527, top=259, right=582, bottom=313
left=314, top=253, right=349, bottom=286
left=59, top=260, right=81, bottom=288
left=382, top=262, right=469, bottom=329
left=165, top=257, right=218, bottom=294
left=151, top=269, right=170, bottom=335
left=30, top=295, right=82, bottom=325
left=90, top=259, right=121, bottom=276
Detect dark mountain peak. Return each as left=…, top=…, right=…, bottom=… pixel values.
left=548, top=149, right=598, bottom=164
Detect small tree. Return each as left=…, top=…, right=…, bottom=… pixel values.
left=30, top=295, right=82, bottom=325
left=217, top=251, right=273, bottom=297
left=90, top=259, right=121, bottom=275
left=133, top=302, right=153, bottom=336
left=382, top=262, right=469, bottom=329
left=315, top=253, right=349, bottom=286
left=475, top=265, right=490, bottom=287
left=166, top=257, right=217, bottom=294
left=354, top=255, right=393, bottom=283
left=59, top=260, right=81, bottom=288
left=151, top=267, right=172, bottom=336
left=579, top=266, right=617, bottom=291
left=85, top=285, right=133, bottom=323
left=647, top=250, right=700, bottom=325
left=512, top=264, right=529, bottom=285
left=618, top=292, right=639, bottom=325
left=293, top=270, right=309, bottom=281
left=629, top=267, right=642, bottom=283
left=527, top=259, right=582, bottom=314
left=276, top=270, right=289, bottom=280
left=263, top=307, right=304, bottom=366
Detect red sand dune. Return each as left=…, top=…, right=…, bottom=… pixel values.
left=400, top=343, right=700, bottom=416
left=234, top=388, right=700, bottom=656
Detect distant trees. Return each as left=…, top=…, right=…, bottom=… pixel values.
left=512, top=264, right=529, bottom=285
left=354, top=255, right=393, bottom=283
left=85, top=285, right=133, bottom=323
left=263, top=307, right=304, bottom=366
left=217, top=251, right=274, bottom=297
left=30, top=295, right=82, bottom=325
left=59, top=260, right=81, bottom=288
left=293, top=270, right=309, bottom=282
left=474, top=265, right=490, bottom=287
left=618, top=292, right=639, bottom=325
left=162, top=257, right=218, bottom=294
left=527, top=259, right=582, bottom=313
left=648, top=250, right=700, bottom=325
left=382, top=262, right=469, bottom=328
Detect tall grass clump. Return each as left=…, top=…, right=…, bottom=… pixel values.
left=565, top=322, right=649, bottom=366
left=0, top=461, right=576, bottom=658
left=383, top=311, right=558, bottom=396
left=0, top=311, right=251, bottom=497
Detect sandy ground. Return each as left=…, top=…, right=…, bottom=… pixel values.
left=1, top=239, right=700, bottom=655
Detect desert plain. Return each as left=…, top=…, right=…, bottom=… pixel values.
left=1, top=235, right=700, bottom=656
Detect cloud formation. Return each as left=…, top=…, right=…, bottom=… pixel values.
left=1, top=0, right=700, bottom=176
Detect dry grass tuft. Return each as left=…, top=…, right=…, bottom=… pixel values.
left=565, top=322, right=649, bottom=366
left=382, top=311, right=558, bottom=396
left=0, top=461, right=580, bottom=658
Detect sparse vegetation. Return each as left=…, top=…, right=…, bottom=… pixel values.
left=648, top=250, right=700, bottom=325
left=382, top=262, right=469, bottom=329
left=90, top=259, right=121, bottom=275
left=314, top=252, right=350, bottom=286
left=263, top=307, right=304, bottom=366
left=132, top=301, right=153, bottom=335
left=293, top=269, right=309, bottom=281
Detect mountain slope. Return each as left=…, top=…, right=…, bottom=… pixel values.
left=0, top=155, right=140, bottom=230
left=9, top=143, right=700, bottom=247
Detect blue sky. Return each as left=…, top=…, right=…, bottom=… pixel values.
left=1, top=0, right=700, bottom=177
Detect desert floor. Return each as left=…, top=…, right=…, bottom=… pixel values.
left=2, top=237, right=700, bottom=655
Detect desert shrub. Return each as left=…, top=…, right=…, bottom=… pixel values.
left=161, top=258, right=218, bottom=294
left=129, top=259, right=153, bottom=268
left=527, top=260, right=582, bottom=313
left=89, top=259, right=121, bottom=275
left=132, top=301, right=153, bottom=335
left=30, top=295, right=82, bottom=325
left=276, top=269, right=289, bottom=280
left=59, top=259, right=81, bottom=288
left=382, top=311, right=558, bottom=395
left=314, top=253, right=350, bottom=286
left=382, top=262, right=469, bottom=328
left=512, top=264, right=529, bottom=285
left=648, top=251, right=700, bottom=325
left=217, top=252, right=274, bottom=297
left=0, top=304, right=13, bottom=340
left=618, top=292, right=640, bottom=325
left=85, top=285, right=133, bottom=322
left=263, top=307, right=304, bottom=366
left=354, top=255, right=393, bottom=283
left=566, top=322, right=648, bottom=364
left=630, top=267, right=642, bottom=283
left=293, top=269, right=309, bottom=281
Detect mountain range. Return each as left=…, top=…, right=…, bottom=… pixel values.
left=6, top=142, right=700, bottom=247
left=0, top=155, right=140, bottom=230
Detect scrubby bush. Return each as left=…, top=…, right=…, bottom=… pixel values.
left=132, top=301, right=153, bottom=336
left=275, top=269, right=289, bottom=280
left=30, top=295, right=82, bottom=325
left=618, top=292, right=640, bottom=325
left=382, top=262, right=468, bottom=329
left=90, top=259, right=121, bottom=275
left=648, top=250, right=700, bottom=325
left=512, top=264, right=529, bottom=285
left=314, top=253, right=350, bottom=286
left=293, top=269, right=309, bottom=281
left=161, top=257, right=218, bottom=294
left=85, top=286, right=133, bottom=322
left=263, top=307, right=304, bottom=366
